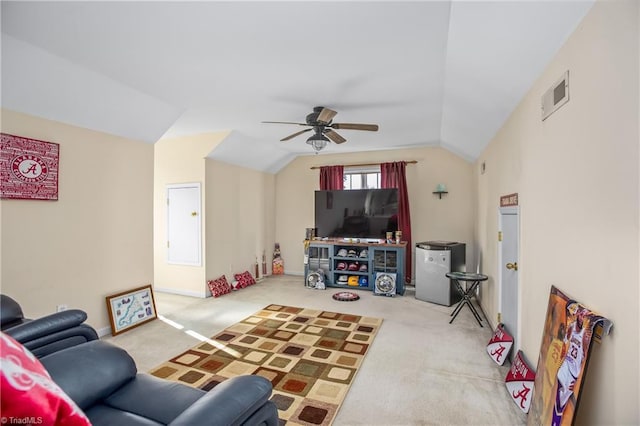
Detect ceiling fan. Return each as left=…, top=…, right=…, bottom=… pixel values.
left=262, top=106, right=379, bottom=152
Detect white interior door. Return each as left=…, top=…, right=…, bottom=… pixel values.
left=499, top=207, right=519, bottom=357
left=167, top=183, right=201, bottom=266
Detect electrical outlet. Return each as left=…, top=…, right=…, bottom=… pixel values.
left=56, top=304, right=68, bottom=312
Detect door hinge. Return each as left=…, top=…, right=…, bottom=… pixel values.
left=498, top=231, right=503, bottom=242
left=167, top=241, right=170, bottom=248
left=167, top=198, right=170, bottom=205
left=497, top=312, right=502, bottom=323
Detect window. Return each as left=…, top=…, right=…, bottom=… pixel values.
left=343, top=167, right=381, bottom=190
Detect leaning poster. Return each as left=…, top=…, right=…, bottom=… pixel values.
left=527, top=285, right=612, bottom=426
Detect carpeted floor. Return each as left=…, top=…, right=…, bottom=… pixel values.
left=149, top=304, right=382, bottom=425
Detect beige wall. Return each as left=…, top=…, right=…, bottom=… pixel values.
left=205, top=159, right=276, bottom=282
left=475, top=1, right=639, bottom=423
left=153, top=132, right=227, bottom=297
left=274, top=146, right=475, bottom=277
left=0, top=109, right=154, bottom=333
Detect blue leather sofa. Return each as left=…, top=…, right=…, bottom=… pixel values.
left=2, top=295, right=279, bottom=425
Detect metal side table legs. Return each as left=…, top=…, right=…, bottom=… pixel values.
left=446, top=272, right=488, bottom=327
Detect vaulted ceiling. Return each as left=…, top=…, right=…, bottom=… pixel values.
left=1, top=1, right=594, bottom=173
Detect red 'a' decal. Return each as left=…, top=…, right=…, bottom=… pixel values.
left=512, top=384, right=531, bottom=410
left=491, top=344, right=506, bottom=363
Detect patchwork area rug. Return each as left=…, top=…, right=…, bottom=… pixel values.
left=149, top=304, right=382, bottom=425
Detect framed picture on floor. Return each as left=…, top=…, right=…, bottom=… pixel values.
left=106, top=285, right=157, bottom=336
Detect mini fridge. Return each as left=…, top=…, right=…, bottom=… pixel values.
left=415, top=241, right=466, bottom=306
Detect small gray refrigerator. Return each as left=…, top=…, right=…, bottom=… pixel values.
left=415, top=241, right=466, bottom=306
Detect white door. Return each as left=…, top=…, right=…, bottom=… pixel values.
left=167, top=183, right=201, bottom=266
left=499, top=207, right=519, bottom=357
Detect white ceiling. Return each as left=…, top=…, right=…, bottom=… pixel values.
left=1, top=1, right=594, bottom=173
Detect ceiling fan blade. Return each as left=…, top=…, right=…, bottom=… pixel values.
left=317, top=107, right=337, bottom=124
left=262, top=121, right=308, bottom=126
left=324, top=129, right=346, bottom=144
left=331, top=123, right=379, bottom=131
left=281, top=128, right=312, bottom=141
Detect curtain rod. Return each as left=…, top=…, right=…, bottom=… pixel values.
left=310, top=160, right=417, bottom=170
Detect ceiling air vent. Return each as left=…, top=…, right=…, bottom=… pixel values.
left=541, top=71, right=569, bottom=121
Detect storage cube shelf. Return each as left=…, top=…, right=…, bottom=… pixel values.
left=305, top=240, right=406, bottom=295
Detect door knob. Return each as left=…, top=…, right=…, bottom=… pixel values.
left=191, top=211, right=198, bottom=217
left=506, top=262, right=518, bottom=271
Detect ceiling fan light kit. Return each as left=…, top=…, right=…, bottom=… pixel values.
left=262, top=106, right=379, bottom=153
left=307, top=133, right=329, bottom=153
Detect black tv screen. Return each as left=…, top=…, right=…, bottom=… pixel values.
left=314, top=189, right=399, bottom=239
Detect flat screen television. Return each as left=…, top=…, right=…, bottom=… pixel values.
left=314, top=189, right=399, bottom=239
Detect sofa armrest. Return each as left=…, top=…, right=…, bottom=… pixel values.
left=5, top=309, right=92, bottom=342
left=169, top=375, right=278, bottom=426
left=21, top=325, right=100, bottom=358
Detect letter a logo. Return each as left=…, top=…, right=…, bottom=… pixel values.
left=491, top=344, right=506, bottom=363
left=513, top=384, right=531, bottom=410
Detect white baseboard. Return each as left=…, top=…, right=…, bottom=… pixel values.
left=154, top=286, right=207, bottom=298
left=96, top=326, right=113, bottom=338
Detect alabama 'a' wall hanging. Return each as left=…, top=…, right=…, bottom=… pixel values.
left=1, top=133, right=59, bottom=200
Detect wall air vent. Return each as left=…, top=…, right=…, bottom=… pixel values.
left=541, top=70, right=569, bottom=121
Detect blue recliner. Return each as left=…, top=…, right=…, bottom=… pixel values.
left=41, top=340, right=279, bottom=425
left=0, top=294, right=98, bottom=357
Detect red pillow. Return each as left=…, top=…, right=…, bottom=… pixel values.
left=0, top=332, right=91, bottom=426
left=243, top=271, right=257, bottom=286
left=207, top=275, right=231, bottom=298
left=232, top=273, right=247, bottom=289
left=234, top=271, right=256, bottom=288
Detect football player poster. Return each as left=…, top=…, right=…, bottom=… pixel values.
left=527, top=286, right=612, bottom=426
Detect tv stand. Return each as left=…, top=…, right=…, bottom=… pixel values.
left=304, top=239, right=406, bottom=295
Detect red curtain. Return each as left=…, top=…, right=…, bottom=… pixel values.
left=381, top=162, right=412, bottom=283
left=319, top=166, right=344, bottom=190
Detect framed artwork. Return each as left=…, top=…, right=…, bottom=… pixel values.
left=106, top=285, right=157, bottom=336
left=527, top=286, right=612, bottom=426
left=0, top=133, right=60, bottom=200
